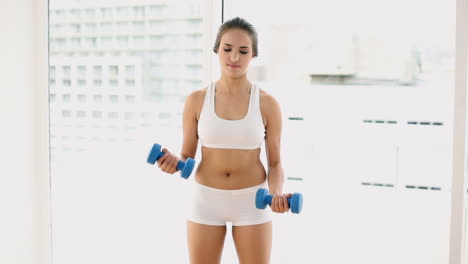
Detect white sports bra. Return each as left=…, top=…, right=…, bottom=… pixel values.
left=197, top=82, right=265, bottom=150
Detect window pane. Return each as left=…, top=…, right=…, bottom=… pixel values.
left=225, top=0, right=455, bottom=263
left=49, top=1, right=206, bottom=263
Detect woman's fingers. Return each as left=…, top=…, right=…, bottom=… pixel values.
left=272, top=196, right=281, bottom=213
left=157, top=148, right=171, bottom=167
left=157, top=148, right=179, bottom=174
left=278, top=195, right=286, bottom=212
left=169, top=154, right=179, bottom=173
left=271, top=195, right=290, bottom=213
left=163, top=155, right=177, bottom=173
left=157, top=154, right=167, bottom=168
left=272, top=196, right=279, bottom=212
left=282, top=195, right=289, bottom=211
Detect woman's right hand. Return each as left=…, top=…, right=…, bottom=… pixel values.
left=157, top=148, right=179, bottom=174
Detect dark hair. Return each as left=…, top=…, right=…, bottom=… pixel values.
left=213, top=17, right=258, bottom=57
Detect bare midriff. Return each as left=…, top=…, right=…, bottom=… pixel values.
left=195, top=146, right=267, bottom=190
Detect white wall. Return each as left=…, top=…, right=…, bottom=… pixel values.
left=0, top=0, right=50, bottom=264
left=451, top=0, right=468, bottom=263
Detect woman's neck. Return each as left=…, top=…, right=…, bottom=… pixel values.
left=216, top=76, right=251, bottom=95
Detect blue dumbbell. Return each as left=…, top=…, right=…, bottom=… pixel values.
left=147, top=143, right=195, bottom=179
left=255, top=188, right=303, bottom=214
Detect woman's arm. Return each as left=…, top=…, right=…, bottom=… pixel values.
left=158, top=89, right=203, bottom=173
left=180, top=90, right=203, bottom=161
left=261, top=91, right=291, bottom=213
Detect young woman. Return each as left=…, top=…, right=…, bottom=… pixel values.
left=157, top=17, right=291, bottom=264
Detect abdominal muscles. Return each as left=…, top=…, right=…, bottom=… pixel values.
left=195, top=147, right=267, bottom=189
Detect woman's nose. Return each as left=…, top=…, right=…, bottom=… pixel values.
left=230, top=52, right=239, bottom=62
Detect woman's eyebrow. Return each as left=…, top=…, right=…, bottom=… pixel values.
left=223, top=43, right=251, bottom=49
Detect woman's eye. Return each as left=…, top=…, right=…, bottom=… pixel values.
left=223, top=49, right=248, bottom=54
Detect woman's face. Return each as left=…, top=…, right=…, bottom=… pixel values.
left=218, top=29, right=255, bottom=79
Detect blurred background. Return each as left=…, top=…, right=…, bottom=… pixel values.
left=48, top=0, right=457, bottom=263
left=1, top=0, right=465, bottom=263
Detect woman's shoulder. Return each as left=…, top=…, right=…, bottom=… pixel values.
left=258, top=88, right=280, bottom=109
left=258, top=87, right=282, bottom=127
left=186, top=86, right=208, bottom=103
left=184, top=86, right=209, bottom=115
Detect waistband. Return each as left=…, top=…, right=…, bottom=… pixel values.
left=192, top=181, right=267, bottom=195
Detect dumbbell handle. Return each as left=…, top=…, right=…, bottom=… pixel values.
left=153, top=151, right=164, bottom=161
left=263, top=195, right=292, bottom=207
left=152, top=151, right=188, bottom=171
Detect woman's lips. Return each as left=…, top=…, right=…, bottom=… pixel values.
left=228, top=64, right=240, bottom=68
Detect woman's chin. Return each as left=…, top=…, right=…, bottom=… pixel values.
left=223, top=70, right=246, bottom=79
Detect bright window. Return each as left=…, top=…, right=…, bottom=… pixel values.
left=49, top=1, right=207, bottom=263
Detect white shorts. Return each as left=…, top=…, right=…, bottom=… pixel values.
left=188, top=181, right=272, bottom=226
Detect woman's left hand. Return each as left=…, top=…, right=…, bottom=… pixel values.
left=270, top=193, right=293, bottom=213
